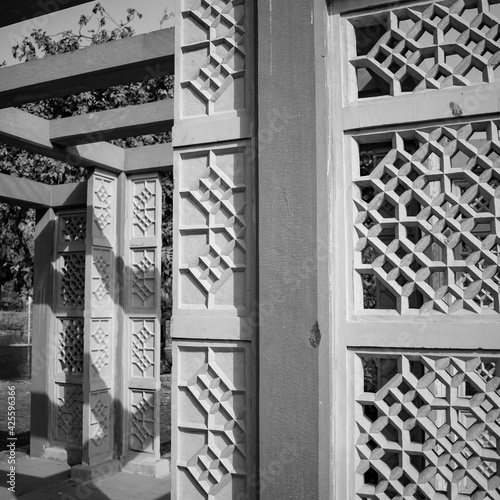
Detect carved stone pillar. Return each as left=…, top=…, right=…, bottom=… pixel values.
left=38, top=208, right=87, bottom=465
left=120, top=173, right=168, bottom=477
left=172, top=0, right=257, bottom=497
left=72, top=169, right=120, bottom=480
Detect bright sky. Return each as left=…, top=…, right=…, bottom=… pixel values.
left=0, top=0, right=176, bottom=66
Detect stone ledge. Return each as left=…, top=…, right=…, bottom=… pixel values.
left=120, top=457, right=170, bottom=478
left=43, top=446, right=81, bottom=467
left=71, top=459, right=121, bottom=482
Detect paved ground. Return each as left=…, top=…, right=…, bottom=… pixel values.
left=0, top=457, right=170, bottom=500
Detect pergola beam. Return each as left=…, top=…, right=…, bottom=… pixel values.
left=51, top=182, right=88, bottom=208
left=0, top=173, right=87, bottom=209
left=50, top=100, right=174, bottom=146
left=0, top=107, right=124, bottom=172
left=124, top=144, right=173, bottom=173
left=0, top=29, right=174, bottom=109
left=0, top=173, right=52, bottom=208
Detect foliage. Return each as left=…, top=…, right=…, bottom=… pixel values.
left=0, top=3, right=174, bottom=314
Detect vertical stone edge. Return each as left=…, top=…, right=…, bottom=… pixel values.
left=257, top=0, right=319, bottom=498
left=31, top=208, right=56, bottom=459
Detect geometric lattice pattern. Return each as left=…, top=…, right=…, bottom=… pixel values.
left=131, top=249, right=156, bottom=307
left=55, top=384, right=83, bottom=445
left=59, top=253, right=86, bottom=308
left=58, top=318, right=84, bottom=374
left=356, top=353, right=500, bottom=499
left=181, top=150, right=246, bottom=302
left=351, top=0, right=500, bottom=97
left=179, top=348, right=247, bottom=497
left=354, top=121, right=500, bottom=314
left=181, top=0, right=246, bottom=110
left=131, top=320, right=155, bottom=378
left=92, top=249, right=111, bottom=302
left=94, top=177, right=112, bottom=232
left=132, top=180, right=156, bottom=237
left=90, top=323, right=110, bottom=377
left=130, top=390, right=155, bottom=452
left=61, top=214, right=86, bottom=242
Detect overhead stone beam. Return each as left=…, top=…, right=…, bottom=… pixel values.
left=0, top=28, right=174, bottom=109
left=50, top=100, right=174, bottom=146
left=124, top=143, right=173, bottom=174
left=0, top=107, right=124, bottom=172
left=0, top=173, right=52, bottom=208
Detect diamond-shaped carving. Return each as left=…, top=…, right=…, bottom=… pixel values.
left=94, top=180, right=112, bottom=231
left=131, top=251, right=155, bottom=306
left=180, top=347, right=248, bottom=496
left=91, top=395, right=108, bottom=447
left=91, top=326, right=109, bottom=374
left=93, top=251, right=111, bottom=302
left=131, top=325, right=154, bottom=376
left=56, top=384, right=83, bottom=444
left=130, top=391, right=155, bottom=452
left=182, top=0, right=246, bottom=108
left=133, top=183, right=156, bottom=236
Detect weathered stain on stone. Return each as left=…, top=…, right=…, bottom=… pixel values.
left=449, top=102, right=463, bottom=117
left=309, top=321, right=321, bottom=348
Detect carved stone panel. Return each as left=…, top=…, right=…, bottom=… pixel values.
left=132, top=178, right=158, bottom=239
left=57, top=318, right=84, bottom=375
left=177, top=144, right=252, bottom=312
left=59, top=253, right=86, bottom=309
left=89, top=390, right=111, bottom=452
left=90, top=320, right=111, bottom=381
left=174, top=342, right=253, bottom=498
left=83, top=170, right=118, bottom=467
left=93, top=174, right=115, bottom=240
left=59, top=214, right=86, bottom=244
left=355, top=351, right=500, bottom=499
left=131, top=319, right=156, bottom=379
left=55, top=383, right=83, bottom=445
left=179, top=0, right=249, bottom=117
left=92, top=248, right=113, bottom=306
left=348, top=0, right=500, bottom=99
left=130, top=249, right=157, bottom=309
left=354, top=121, right=500, bottom=314
left=130, top=390, right=156, bottom=453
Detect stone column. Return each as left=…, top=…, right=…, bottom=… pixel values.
left=172, top=0, right=257, bottom=497
left=120, top=173, right=168, bottom=477
left=33, top=207, right=87, bottom=466
left=72, top=169, right=120, bottom=480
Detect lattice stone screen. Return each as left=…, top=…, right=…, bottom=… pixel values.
left=330, top=0, right=500, bottom=498
left=349, top=0, right=500, bottom=99
left=354, top=121, right=500, bottom=314
left=53, top=210, right=86, bottom=455
left=354, top=351, right=500, bottom=499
